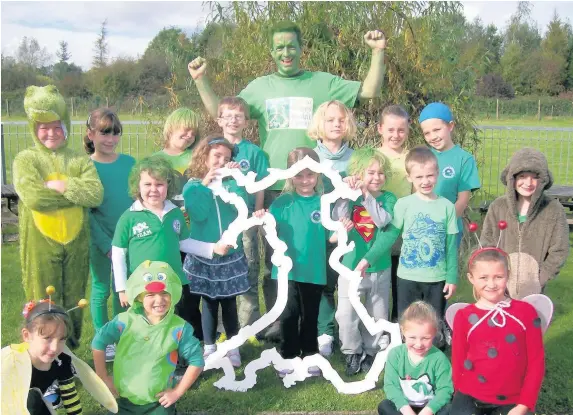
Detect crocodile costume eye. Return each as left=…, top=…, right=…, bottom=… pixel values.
left=143, top=273, right=153, bottom=282
left=157, top=273, right=167, bottom=281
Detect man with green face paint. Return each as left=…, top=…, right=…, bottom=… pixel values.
left=188, top=20, right=387, bottom=343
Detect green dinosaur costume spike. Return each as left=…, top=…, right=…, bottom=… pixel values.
left=14, top=85, right=103, bottom=347
left=113, top=260, right=186, bottom=406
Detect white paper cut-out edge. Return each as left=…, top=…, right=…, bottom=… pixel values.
left=202, top=156, right=402, bottom=394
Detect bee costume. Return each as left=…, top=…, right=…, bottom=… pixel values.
left=13, top=85, right=104, bottom=346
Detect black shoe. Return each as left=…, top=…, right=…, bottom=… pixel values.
left=264, top=322, right=281, bottom=343
left=345, top=353, right=365, bottom=376
left=361, top=353, right=375, bottom=373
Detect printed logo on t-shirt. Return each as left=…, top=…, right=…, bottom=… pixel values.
left=239, top=159, right=251, bottom=172
left=442, top=165, right=456, bottom=179
left=401, top=213, right=446, bottom=269
left=173, top=219, right=181, bottom=234
left=133, top=222, right=152, bottom=238
left=265, top=97, right=313, bottom=130
left=399, top=374, right=435, bottom=406
left=310, top=210, right=322, bottom=224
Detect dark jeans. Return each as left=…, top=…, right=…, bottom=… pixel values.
left=397, top=278, right=446, bottom=319
left=390, top=255, right=399, bottom=322
left=451, top=391, right=532, bottom=415
left=280, top=280, right=324, bottom=359
left=201, top=296, right=239, bottom=345
left=378, top=399, right=450, bottom=415
left=176, top=252, right=203, bottom=341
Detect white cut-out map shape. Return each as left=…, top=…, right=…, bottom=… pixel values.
left=204, top=156, right=401, bottom=394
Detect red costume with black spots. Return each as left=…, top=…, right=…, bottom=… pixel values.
left=451, top=299, right=545, bottom=411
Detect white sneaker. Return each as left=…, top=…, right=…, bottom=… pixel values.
left=105, top=344, right=116, bottom=362
left=318, top=334, right=334, bottom=357
left=227, top=349, right=241, bottom=367
left=203, top=344, right=217, bottom=359
left=379, top=333, right=391, bottom=351
left=308, top=365, right=321, bottom=377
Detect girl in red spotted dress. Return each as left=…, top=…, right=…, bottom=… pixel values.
left=447, top=227, right=552, bottom=415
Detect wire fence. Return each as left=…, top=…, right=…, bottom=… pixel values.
left=2, top=122, right=573, bottom=207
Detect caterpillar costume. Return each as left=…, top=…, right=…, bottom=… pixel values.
left=13, top=85, right=103, bottom=347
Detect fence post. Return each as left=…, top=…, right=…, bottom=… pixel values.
left=70, top=97, right=74, bottom=118
left=496, top=99, right=499, bottom=120
left=1, top=124, right=6, bottom=185
left=5, top=100, right=9, bottom=118
left=537, top=99, right=541, bottom=121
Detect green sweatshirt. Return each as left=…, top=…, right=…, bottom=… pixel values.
left=383, top=344, right=453, bottom=413
left=182, top=178, right=247, bottom=253
left=89, top=154, right=135, bottom=255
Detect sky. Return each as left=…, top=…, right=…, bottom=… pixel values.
left=1, top=1, right=573, bottom=71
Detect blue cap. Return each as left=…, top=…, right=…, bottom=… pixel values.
left=418, top=102, right=453, bottom=123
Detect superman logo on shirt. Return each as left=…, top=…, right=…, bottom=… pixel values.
left=352, top=206, right=377, bottom=243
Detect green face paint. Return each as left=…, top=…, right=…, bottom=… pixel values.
left=270, top=32, right=302, bottom=77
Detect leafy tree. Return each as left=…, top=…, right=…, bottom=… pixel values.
left=56, top=41, right=71, bottom=63
left=93, top=19, right=109, bottom=68
left=16, top=37, right=51, bottom=68
left=476, top=73, right=514, bottom=98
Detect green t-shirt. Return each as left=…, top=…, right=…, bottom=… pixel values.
left=339, top=191, right=397, bottom=272
left=89, top=154, right=135, bottom=255
left=238, top=71, right=361, bottom=190
left=379, top=149, right=412, bottom=199
left=234, top=139, right=270, bottom=212
left=432, top=145, right=480, bottom=232
left=112, top=200, right=191, bottom=283
left=392, top=194, right=458, bottom=283
left=270, top=192, right=327, bottom=285
left=383, top=344, right=453, bottom=413
left=152, top=149, right=193, bottom=195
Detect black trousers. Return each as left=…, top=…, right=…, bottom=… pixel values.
left=390, top=255, right=399, bottom=322
left=27, top=388, right=53, bottom=415
left=397, top=278, right=446, bottom=319
left=280, top=280, right=324, bottom=359
left=176, top=252, right=203, bottom=341
left=378, top=399, right=450, bottom=415
left=202, top=296, right=239, bottom=345
left=451, top=391, right=532, bottom=415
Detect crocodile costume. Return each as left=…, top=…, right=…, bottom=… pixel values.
left=92, top=260, right=204, bottom=414
left=13, top=85, right=103, bottom=346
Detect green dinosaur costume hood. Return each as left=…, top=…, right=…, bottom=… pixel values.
left=24, top=85, right=71, bottom=151
left=126, top=260, right=182, bottom=317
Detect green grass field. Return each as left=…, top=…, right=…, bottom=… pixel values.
left=1, top=229, right=572, bottom=414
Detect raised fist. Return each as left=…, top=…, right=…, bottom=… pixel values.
left=188, top=57, right=207, bottom=80
left=363, top=30, right=386, bottom=51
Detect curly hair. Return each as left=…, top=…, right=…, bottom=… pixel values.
left=307, top=100, right=357, bottom=142
left=186, top=135, right=235, bottom=179
left=283, top=147, right=323, bottom=194
left=347, top=147, right=393, bottom=183
left=128, top=156, right=178, bottom=201
left=162, top=107, right=201, bottom=150
left=84, top=108, right=122, bottom=155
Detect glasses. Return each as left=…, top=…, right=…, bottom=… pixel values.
left=219, top=115, right=246, bottom=121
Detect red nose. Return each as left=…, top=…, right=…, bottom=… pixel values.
left=145, top=281, right=166, bottom=293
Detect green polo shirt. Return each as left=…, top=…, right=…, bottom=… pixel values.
left=113, top=200, right=190, bottom=284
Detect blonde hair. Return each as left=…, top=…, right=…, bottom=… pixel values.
left=283, top=147, right=323, bottom=194
left=218, top=96, right=250, bottom=120
left=186, top=135, right=235, bottom=179
left=84, top=108, right=122, bottom=155
left=404, top=145, right=438, bottom=174
left=162, top=108, right=201, bottom=149
left=307, top=100, right=357, bottom=142
left=399, top=301, right=439, bottom=334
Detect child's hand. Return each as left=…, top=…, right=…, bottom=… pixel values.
left=202, top=168, right=220, bottom=186
left=507, top=405, right=529, bottom=415
left=156, top=388, right=183, bottom=407
left=101, top=375, right=118, bottom=398
left=225, top=161, right=240, bottom=170
left=188, top=57, right=207, bottom=80
left=118, top=291, right=129, bottom=307
left=252, top=209, right=268, bottom=219
left=343, top=175, right=363, bottom=190
left=339, top=217, right=354, bottom=232
left=214, top=241, right=231, bottom=256
left=355, top=259, right=370, bottom=277
left=45, top=180, right=67, bottom=193
left=443, top=283, right=457, bottom=300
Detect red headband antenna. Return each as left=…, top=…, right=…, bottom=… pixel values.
left=468, top=221, right=508, bottom=267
